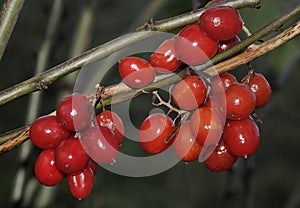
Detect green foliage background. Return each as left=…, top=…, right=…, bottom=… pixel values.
left=0, top=0, right=299, bottom=207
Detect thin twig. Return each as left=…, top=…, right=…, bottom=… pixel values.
left=0, top=0, right=25, bottom=60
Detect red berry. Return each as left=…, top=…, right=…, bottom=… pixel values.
left=81, top=126, right=118, bottom=164
left=210, top=72, right=237, bottom=96
left=30, top=115, right=71, bottom=149
left=34, top=149, right=65, bottom=186
left=56, top=93, right=94, bottom=131
left=68, top=167, right=94, bottom=200
left=150, top=39, right=181, bottom=73
left=55, top=137, right=89, bottom=174
left=223, top=118, right=260, bottom=158
left=171, top=75, right=207, bottom=110
left=219, top=72, right=238, bottom=89
left=217, top=36, right=241, bottom=54
left=242, top=73, right=272, bottom=108
left=173, top=121, right=203, bottom=162
left=225, top=83, right=256, bottom=120
left=118, top=56, right=155, bottom=88
left=96, top=110, right=125, bottom=144
left=138, top=113, right=175, bottom=154
left=204, top=139, right=237, bottom=172
left=199, top=6, right=242, bottom=41
left=190, top=106, right=223, bottom=146
left=175, top=23, right=218, bottom=65
left=87, top=159, right=99, bottom=175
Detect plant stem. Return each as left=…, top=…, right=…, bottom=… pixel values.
left=0, top=0, right=25, bottom=60
left=0, top=0, right=260, bottom=106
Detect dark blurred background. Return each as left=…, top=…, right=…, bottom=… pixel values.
left=0, top=0, right=299, bottom=207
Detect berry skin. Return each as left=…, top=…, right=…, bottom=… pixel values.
left=68, top=167, right=94, bottom=200
left=138, top=113, right=175, bottom=154
left=210, top=72, right=237, bottom=96
left=225, top=83, right=256, bottom=120
left=219, top=72, right=238, bottom=89
left=87, top=159, right=99, bottom=175
left=118, top=56, right=155, bottom=88
left=150, top=39, right=182, bottom=73
left=190, top=106, right=223, bottom=146
left=199, top=6, right=242, bottom=41
left=173, top=121, right=203, bottom=162
left=171, top=75, right=207, bottom=111
left=204, top=139, right=237, bottom=172
left=81, top=126, right=118, bottom=164
left=175, top=23, right=218, bottom=65
left=223, top=118, right=260, bottom=158
left=55, top=137, right=89, bottom=175
left=30, top=115, right=71, bottom=149
left=96, top=110, right=125, bottom=144
left=56, top=93, right=94, bottom=131
left=217, top=36, right=241, bottom=54
left=34, top=149, right=65, bottom=186
left=242, top=73, right=272, bottom=108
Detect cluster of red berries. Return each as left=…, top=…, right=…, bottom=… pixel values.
left=29, top=3, right=272, bottom=200
left=30, top=93, right=124, bottom=200
left=137, top=70, right=271, bottom=172
left=118, top=5, right=272, bottom=172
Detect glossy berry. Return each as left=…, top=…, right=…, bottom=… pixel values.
left=223, top=118, right=260, bottom=158
left=190, top=106, right=223, bottom=145
left=219, top=72, right=238, bottom=89
left=68, top=167, right=94, bottom=200
left=175, top=23, right=218, bottom=65
left=81, top=126, right=118, bottom=164
left=217, top=36, right=241, bottom=54
left=138, top=113, right=175, bottom=154
left=204, top=139, right=237, bottom=172
left=118, top=56, right=155, bottom=88
left=225, top=83, right=256, bottom=120
left=56, top=93, right=94, bottom=131
left=242, top=73, right=272, bottom=108
left=55, top=137, right=89, bottom=175
left=210, top=72, right=237, bottom=96
left=150, top=39, right=182, bottom=73
left=173, top=121, right=203, bottom=162
left=34, top=149, right=64, bottom=186
left=199, top=6, right=242, bottom=41
left=171, top=75, right=207, bottom=110
left=30, top=115, right=71, bottom=149
left=96, top=110, right=125, bottom=144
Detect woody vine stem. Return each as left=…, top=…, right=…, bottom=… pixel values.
left=0, top=0, right=299, bottom=154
